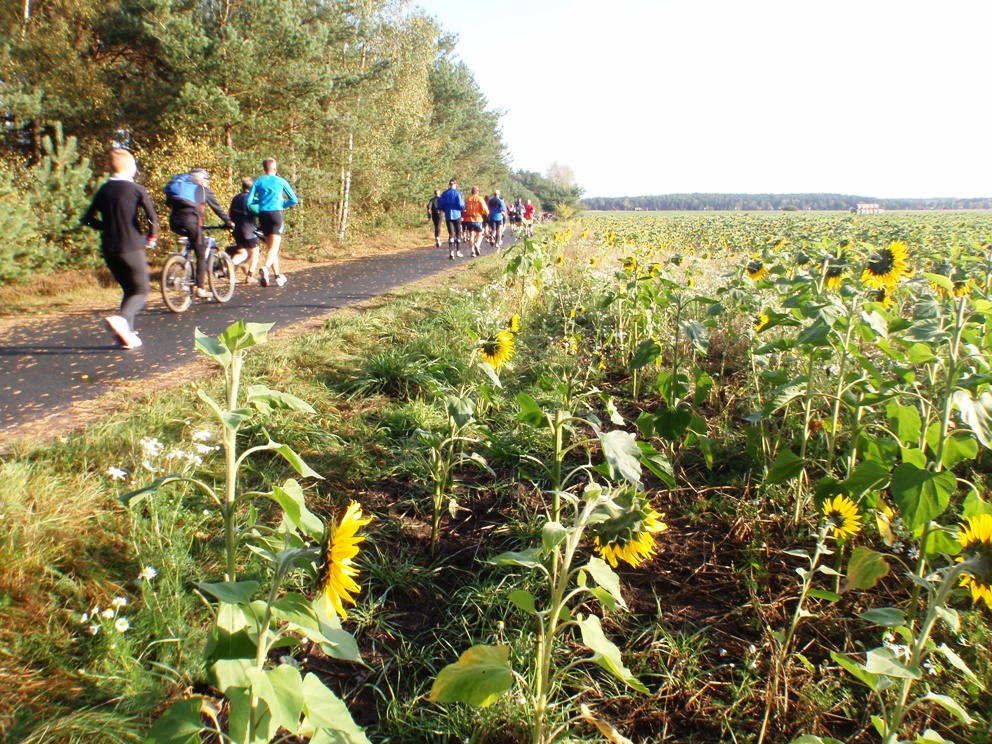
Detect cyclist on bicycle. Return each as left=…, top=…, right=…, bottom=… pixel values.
left=167, top=168, right=233, bottom=299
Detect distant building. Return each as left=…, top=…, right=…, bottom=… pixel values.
left=854, top=203, right=883, bottom=214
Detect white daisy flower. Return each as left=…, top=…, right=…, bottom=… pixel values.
left=107, top=466, right=129, bottom=480
left=140, top=437, right=164, bottom=458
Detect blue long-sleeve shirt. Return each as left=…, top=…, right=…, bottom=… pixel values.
left=437, top=187, right=465, bottom=220
left=247, top=174, right=300, bottom=213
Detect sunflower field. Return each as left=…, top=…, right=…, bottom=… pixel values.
left=2, top=211, right=992, bottom=744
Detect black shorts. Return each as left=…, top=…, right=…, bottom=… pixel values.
left=231, top=236, right=260, bottom=251
left=258, top=210, right=284, bottom=236
left=464, top=222, right=483, bottom=233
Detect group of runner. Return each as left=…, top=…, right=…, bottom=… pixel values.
left=83, top=149, right=299, bottom=350
left=427, top=178, right=536, bottom=260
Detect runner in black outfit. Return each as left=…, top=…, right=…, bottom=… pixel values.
left=167, top=168, right=233, bottom=299
left=81, top=148, right=159, bottom=350
left=228, top=177, right=260, bottom=283
left=427, top=189, right=443, bottom=248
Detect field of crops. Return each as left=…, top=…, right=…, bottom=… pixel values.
left=3, top=211, right=992, bottom=744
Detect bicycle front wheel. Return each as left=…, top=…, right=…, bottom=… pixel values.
left=209, top=251, right=236, bottom=303
left=161, top=254, right=192, bottom=313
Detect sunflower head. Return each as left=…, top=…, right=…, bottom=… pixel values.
left=822, top=257, right=848, bottom=290
left=589, top=256, right=598, bottom=267
left=866, top=286, right=895, bottom=309
left=746, top=259, right=769, bottom=281
left=556, top=254, right=565, bottom=266
left=649, top=262, right=662, bottom=277
left=862, top=240, right=909, bottom=290
left=621, top=256, right=637, bottom=272
left=590, top=490, right=668, bottom=568
left=507, top=314, right=520, bottom=333
left=821, top=495, right=861, bottom=539
left=957, top=514, right=992, bottom=607
left=687, top=277, right=696, bottom=289
left=478, top=330, right=514, bottom=370
left=316, top=501, right=372, bottom=620
left=754, top=313, right=770, bottom=333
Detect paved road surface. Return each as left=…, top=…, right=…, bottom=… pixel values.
left=0, top=245, right=483, bottom=434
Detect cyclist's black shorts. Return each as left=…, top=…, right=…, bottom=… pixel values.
left=258, top=210, right=284, bottom=236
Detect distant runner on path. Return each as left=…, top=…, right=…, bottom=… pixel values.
left=81, top=148, right=159, bottom=350
left=427, top=189, right=444, bottom=248
left=462, top=185, right=490, bottom=257
left=438, top=178, right=466, bottom=259
left=228, top=177, right=260, bottom=283
left=247, top=158, right=300, bottom=288
left=487, top=190, right=507, bottom=248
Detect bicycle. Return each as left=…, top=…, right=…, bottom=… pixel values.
left=160, top=226, right=237, bottom=313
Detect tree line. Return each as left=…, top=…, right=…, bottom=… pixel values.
left=0, top=0, right=526, bottom=281
left=583, top=193, right=992, bottom=212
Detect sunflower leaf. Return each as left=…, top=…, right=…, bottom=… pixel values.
left=842, top=547, right=890, bottom=593
left=890, top=464, right=954, bottom=531
left=576, top=614, right=647, bottom=693
left=594, top=428, right=642, bottom=486
left=246, top=385, right=315, bottom=414
left=629, top=338, right=662, bottom=370
left=429, top=645, right=514, bottom=707
left=490, top=548, right=542, bottom=569
left=922, top=692, right=975, bottom=725
left=144, top=696, right=206, bottom=744
left=585, top=557, right=625, bottom=608
left=300, top=673, right=371, bottom=743
left=516, top=393, right=547, bottom=427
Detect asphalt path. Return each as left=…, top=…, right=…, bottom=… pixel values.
left=0, top=243, right=492, bottom=435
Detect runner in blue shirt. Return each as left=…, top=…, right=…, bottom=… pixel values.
left=487, top=190, right=508, bottom=248
left=246, top=158, right=300, bottom=287
left=437, top=178, right=465, bottom=258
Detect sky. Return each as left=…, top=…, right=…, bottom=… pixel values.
left=412, top=0, right=992, bottom=199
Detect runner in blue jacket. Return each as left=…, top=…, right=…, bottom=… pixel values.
left=246, top=158, right=300, bottom=287
left=437, top=178, right=465, bottom=257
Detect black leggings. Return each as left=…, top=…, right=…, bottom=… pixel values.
left=170, top=214, right=206, bottom=288
left=432, top=216, right=443, bottom=240
left=445, top=218, right=462, bottom=244
left=103, top=249, right=150, bottom=331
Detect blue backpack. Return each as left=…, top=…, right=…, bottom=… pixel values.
left=164, top=174, right=203, bottom=206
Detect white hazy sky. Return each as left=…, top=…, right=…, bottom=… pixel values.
left=412, top=0, right=992, bottom=199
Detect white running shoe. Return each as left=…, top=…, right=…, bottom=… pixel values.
left=105, top=315, right=130, bottom=344
left=122, top=333, right=143, bottom=350
left=260, top=267, right=270, bottom=287
left=435, top=238, right=442, bottom=248
left=195, top=287, right=212, bottom=299
left=456, top=250, right=463, bottom=258
left=275, top=274, right=287, bottom=287
left=449, top=251, right=454, bottom=260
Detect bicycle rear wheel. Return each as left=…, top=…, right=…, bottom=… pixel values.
left=161, top=254, right=192, bottom=313
left=209, top=251, right=236, bottom=303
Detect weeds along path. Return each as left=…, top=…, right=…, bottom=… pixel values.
left=0, top=245, right=493, bottom=445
